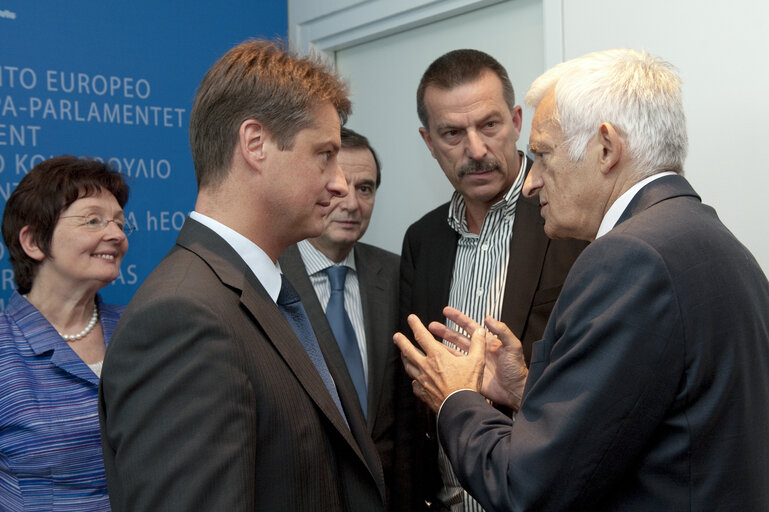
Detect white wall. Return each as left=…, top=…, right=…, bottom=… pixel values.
left=335, top=0, right=544, bottom=254
left=289, top=0, right=769, bottom=274
left=556, top=0, right=769, bottom=274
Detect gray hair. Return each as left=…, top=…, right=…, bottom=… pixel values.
left=525, top=48, right=688, bottom=179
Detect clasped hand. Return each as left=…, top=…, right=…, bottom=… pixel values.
left=393, top=306, right=529, bottom=413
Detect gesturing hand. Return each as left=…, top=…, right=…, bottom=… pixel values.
left=429, top=307, right=528, bottom=410
left=393, top=314, right=486, bottom=413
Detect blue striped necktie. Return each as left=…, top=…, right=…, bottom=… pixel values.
left=323, top=265, right=367, bottom=419
left=277, top=274, right=347, bottom=423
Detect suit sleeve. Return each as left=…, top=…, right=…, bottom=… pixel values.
left=100, top=291, right=255, bottom=512
left=438, top=235, right=686, bottom=511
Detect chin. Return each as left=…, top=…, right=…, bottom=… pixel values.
left=543, top=225, right=565, bottom=240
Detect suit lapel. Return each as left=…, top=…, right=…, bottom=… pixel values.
left=500, top=159, right=549, bottom=343
left=276, top=244, right=384, bottom=492
left=278, top=246, right=368, bottom=422
left=177, top=223, right=370, bottom=468
left=430, top=211, right=460, bottom=324
left=355, top=245, right=388, bottom=432
left=617, top=174, right=700, bottom=226
left=501, top=194, right=549, bottom=340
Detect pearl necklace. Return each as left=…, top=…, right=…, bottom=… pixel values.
left=23, top=294, right=99, bottom=341
left=59, top=304, right=99, bottom=341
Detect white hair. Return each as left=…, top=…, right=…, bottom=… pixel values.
left=525, top=48, right=688, bottom=178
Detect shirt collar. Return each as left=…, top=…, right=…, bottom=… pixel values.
left=595, top=171, right=677, bottom=239
left=189, top=211, right=282, bottom=301
left=447, top=152, right=527, bottom=235
left=297, top=239, right=357, bottom=275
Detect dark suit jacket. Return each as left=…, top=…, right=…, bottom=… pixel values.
left=279, top=242, right=402, bottom=508
left=100, top=219, right=386, bottom=511
left=399, top=162, right=587, bottom=509
left=439, top=174, right=769, bottom=510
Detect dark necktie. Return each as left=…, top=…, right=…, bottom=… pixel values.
left=277, top=274, right=347, bottom=422
left=323, top=265, right=367, bottom=418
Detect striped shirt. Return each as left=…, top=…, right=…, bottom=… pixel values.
left=0, top=291, right=122, bottom=512
left=296, top=240, right=368, bottom=383
left=438, top=153, right=527, bottom=512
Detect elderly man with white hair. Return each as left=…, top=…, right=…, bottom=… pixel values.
left=395, top=48, right=769, bottom=511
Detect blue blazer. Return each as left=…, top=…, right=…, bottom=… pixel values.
left=0, top=292, right=121, bottom=511
left=439, top=174, right=769, bottom=510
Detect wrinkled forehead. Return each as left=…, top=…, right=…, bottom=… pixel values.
left=425, top=73, right=508, bottom=117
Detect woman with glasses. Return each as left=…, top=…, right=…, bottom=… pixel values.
left=0, top=155, right=131, bottom=511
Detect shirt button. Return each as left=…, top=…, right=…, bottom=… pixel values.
left=481, top=243, right=489, bottom=251
left=476, top=289, right=484, bottom=297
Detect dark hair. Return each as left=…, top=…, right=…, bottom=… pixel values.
left=340, top=127, right=382, bottom=188
left=189, top=39, right=352, bottom=189
left=416, top=49, right=516, bottom=129
left=1, top=155, right=129, bottom=294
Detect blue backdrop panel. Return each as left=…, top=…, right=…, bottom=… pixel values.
left=0, top=1, right=287, bottom=309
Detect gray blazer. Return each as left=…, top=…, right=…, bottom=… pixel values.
left=100, top=219, right=386, bottom=511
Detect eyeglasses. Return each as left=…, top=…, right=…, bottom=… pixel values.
left=59, top=214, right=137, bottom=236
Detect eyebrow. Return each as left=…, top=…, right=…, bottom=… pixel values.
left=528, top=138, right=552, bottom=153
left=76, top=206, right=125, bottom=218
left=315, top=139, right=341, bottom=153
left=435, top=110, right=505, bottom=132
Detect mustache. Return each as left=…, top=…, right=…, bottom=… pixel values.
left=457, top=158, right=501, bottom=178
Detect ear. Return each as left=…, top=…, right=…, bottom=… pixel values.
left=19, top=225, right=46, bottom=262
left=510, top=105, right=523, bottom=142
left=238, top=119, right=268, bottom=172
left=597, top=122, right=623, bottom=175
left=418, top=126, right=437, bottom=159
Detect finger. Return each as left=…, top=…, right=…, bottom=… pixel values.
left=443, top=306, right=482, bottom=334
left=467, top=327, right=487, bottom=362
left=393, top=331, right=426, bottom=366
left=411, top=379, right=422, bottom=397
left=399, top=354, right=422, bottom=381
left=406, top=314, right=444, bottom=356
left=428, top=322, right=471, bottom=353
left=484, top=315, right=521, bottom=348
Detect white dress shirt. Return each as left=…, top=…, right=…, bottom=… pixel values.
left=189, top=211, right=282, bottom=301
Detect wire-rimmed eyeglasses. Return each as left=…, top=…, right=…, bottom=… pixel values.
left=59, top=214, right=137, bottom=236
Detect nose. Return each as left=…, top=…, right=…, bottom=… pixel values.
left=522, top=165, right=543, bottom=198
left=103, top=219, right=128, bottom=241
left=328, top=163, right=348, bottom=198
left=466, top=130, right=487, bottom=160
left=338, top=183, right=360, bottom=212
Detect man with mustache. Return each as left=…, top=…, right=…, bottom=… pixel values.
left=398, top=49, right=587, bottom=511
left=279, top=127, right=402, bottom=508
